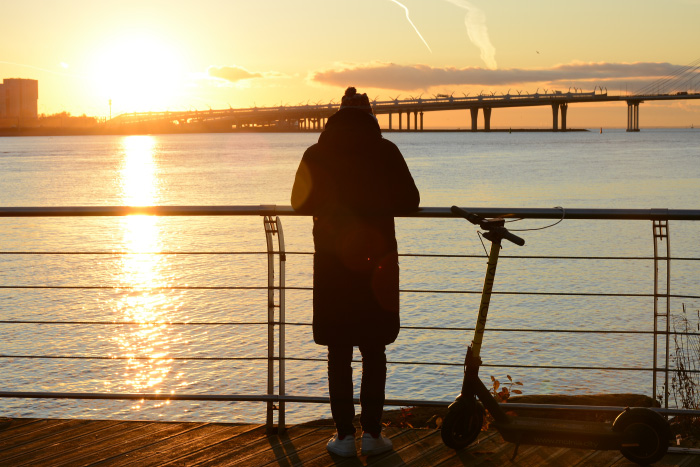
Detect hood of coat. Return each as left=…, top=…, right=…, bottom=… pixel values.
left=318, top=108, right=382, bottom=149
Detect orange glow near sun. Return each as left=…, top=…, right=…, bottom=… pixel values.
left=91, top=33, right=185, bottom=113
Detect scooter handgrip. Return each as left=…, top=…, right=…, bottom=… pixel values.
left=502, top=229, right=526, bottom=246
left=450, top=205, right=482, bottom=225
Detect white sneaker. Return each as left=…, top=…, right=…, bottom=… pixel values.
left=326, top=433, right=356, bottom=457
left=361, top=432, right=393, bottom=456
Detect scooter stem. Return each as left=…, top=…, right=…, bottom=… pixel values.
left=470, top=237, right=502, bottom=360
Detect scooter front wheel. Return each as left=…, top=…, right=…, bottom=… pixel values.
left=441, top=399, right=484, bottom=450
left=613, top=408, right=670, bottom=465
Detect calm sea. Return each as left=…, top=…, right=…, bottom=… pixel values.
left=0, top=129, right=698, bottom=424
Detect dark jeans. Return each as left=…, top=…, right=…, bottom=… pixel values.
left=327, top=344, right=387, bottom=437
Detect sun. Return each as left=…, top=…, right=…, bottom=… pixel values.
left=91, top=33, right=186, bottom=114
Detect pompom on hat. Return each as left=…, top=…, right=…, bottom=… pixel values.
left=339, top=87, right=373, bottom=114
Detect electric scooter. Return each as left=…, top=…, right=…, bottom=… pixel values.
left=442, top=206, right=671, bottom=465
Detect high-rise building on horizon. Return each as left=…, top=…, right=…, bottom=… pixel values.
left=0, top=78, right=38, bottom=119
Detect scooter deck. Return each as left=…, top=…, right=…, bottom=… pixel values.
left=494, top=416, right=623, bottom=451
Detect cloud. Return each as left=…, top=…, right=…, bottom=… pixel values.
left=207, top=65, right=263, bottom=82
left=310, top=61, right=691, bottom=91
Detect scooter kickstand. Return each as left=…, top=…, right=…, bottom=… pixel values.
left=511, top=442, right=520, bottom=461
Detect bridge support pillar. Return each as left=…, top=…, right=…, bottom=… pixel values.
left=399, top=112, right=402, bottom=130
left=627, top=101, right=641, bottom=132
left=388, top=113, right=392, bottom=130
left=561, top=103, right=568, bottom=131
left=483, top=107, right=492, bottom=131
left=406, top=112, right=410, bottom=130
left=414, top=112, right=418, bottom=131
left=420, top=111, right=424, bottom=130
left=470, top=108, right=478, bottom=131
left=552, top=104, right=559, bottom=130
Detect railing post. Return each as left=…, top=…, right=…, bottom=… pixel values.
left=652, top=216, right=671, bottom=408
left=263, top=215, right=286, bottom=433
left=277, top=217, right=287, bottom=431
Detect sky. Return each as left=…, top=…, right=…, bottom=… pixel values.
left=2, top=0, right=699, bottom=128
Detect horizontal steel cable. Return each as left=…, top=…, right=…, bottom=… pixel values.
left=0, top=285, right=270, bottom=290
left=3, top=353, right=696, bottom=373
left=2, top=250, right=698, bottom=261
left=2, top=285, right=696, bottom=300
left=0, top=355, right=268, bottom=361
left=0, top=320, right=269, bottom=325
left=3, top=320, right=700, bottom=337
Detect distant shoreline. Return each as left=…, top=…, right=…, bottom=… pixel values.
left=1, top=127, right=696, bottom=137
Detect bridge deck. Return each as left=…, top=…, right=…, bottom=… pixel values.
left=0, top=417, right=696, bottom=466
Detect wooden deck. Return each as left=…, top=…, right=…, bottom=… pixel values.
left=0, top=418, right=697, bottom=466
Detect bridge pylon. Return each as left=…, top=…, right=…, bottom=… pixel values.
left=551, top=103, right=569, bottom=131
left=483, top=108, right=492, bottom=131
left=626, top=100, right=642, bottom=132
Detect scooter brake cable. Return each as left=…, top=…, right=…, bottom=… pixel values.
left=477, top=231, right=490, bottom=256
left=507, top=206, right=566, bottom=232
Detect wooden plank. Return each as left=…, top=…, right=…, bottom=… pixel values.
left=0, top=418, right=697, bottom=467
left=571, top=449, right=623, bottom=466
left=0, top=420, right=123, bottom=465
left=609, top=452, right=696, bottom=467
left=0, top=418, right=40, bottom=434
left=197, top=426, right=327, bottom=467
left=85, top=422, right=232, bottom=466
left=432, top=431, right=512, bottom=467
left=402, top=431, right=507, bottom=467
left=369, top=429, right=450, bottom=467
left=0, top=418, right=84, bottom=449
left=235, top=426, right=335, bottom=467
left=53, top=421, right=209, bottom=466
left=511, top=446, right=595, bottom=467
left=451, top=432, right=520, bottom=466
left=16, top=420, right=152, bottom=466
left=159, top=425, right=320, bottom=466
left=157, top=424, right=267, bottom=466
left=255, top=426, right=436, bottom=467
left=122, top=424, right=263, bottom=467
left=676, top=453, right=700, bottom=467
left=298, top=426, right=435, bottom=467
left=508, top=444, right=571, bottom=467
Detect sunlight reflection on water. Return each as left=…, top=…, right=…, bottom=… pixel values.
left=112, top=136, right=176, bottom=406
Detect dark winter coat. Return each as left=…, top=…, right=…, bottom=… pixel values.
left=291, top=108, right=420, bottom=346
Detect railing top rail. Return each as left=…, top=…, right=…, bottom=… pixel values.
left=1, top=206, right=699, bottom=220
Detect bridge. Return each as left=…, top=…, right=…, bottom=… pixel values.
left=108, top=60, right=700, bottom=133
left=107, top=90, right=700, bottom=133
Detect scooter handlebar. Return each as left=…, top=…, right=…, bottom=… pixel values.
left=500, top=229, right=526, bottom=247
left=450, top=205, right=482, bottom=225
left=451, top=206, right=525, bottom=246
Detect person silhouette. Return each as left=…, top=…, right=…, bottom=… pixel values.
left=291, top=87, right=420, bottom=457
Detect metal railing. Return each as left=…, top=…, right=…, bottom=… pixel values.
left=1, top=206, right=700, bottom=433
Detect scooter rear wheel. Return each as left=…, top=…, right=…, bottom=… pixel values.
left=441, top=400, right=484, bottom=450
left=613, top=408, right=670, bottom=465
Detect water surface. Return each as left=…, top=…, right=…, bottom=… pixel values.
left=0, top=129, right=698, bottom=423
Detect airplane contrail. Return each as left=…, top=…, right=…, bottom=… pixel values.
left=388, top=0, right=432, bottom=53
left=442, top=0, right=497, bottom=69
left=0, top=61, right=84, bottom=78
